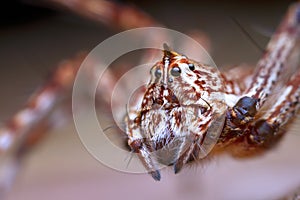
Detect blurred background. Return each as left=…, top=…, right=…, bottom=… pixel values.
left=0, top=0, right=299, bottom=200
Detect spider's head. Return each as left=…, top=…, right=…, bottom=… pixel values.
left=125, top=45, right=227, bottom=180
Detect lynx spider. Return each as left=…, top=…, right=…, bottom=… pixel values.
left=0, top=0, right=299, bottom=198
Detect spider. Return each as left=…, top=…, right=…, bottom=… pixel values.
left=0, top=0, right=299, bottom=199
left=125, top=5, right=300, bottom=181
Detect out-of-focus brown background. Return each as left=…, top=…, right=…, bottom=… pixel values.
left=0, top=0, right=299, bottom=200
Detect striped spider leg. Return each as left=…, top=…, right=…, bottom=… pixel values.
left=220, top=3, right=300, bottom=153
left=0, top=54, right=86, bottom=193
left=125, top=3, right=300, bottom=181
left=41, top=0, right=160, bottom=30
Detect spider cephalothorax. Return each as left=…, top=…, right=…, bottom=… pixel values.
left=125, top=45, right=228, bottom=180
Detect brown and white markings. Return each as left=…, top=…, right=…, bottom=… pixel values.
left=125, top=4, right=300, bottom=180
left=0, top=1, right=300, bottom=200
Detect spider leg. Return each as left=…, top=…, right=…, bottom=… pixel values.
left=173, top=136, right=196, bottom=174
left=173, top=132, right=216, bottom=174
left=0, top=51, right=134, bottom=191
left=0, top=53, right=86, bottom=152
left=42, top=0, right=160, bottom=30
left=247, top=70, right=300, bottom=147
left=0, top=53, right=86, bottom=193
left=223, top=69, right=300, bottom=157
left=138, top=145, right=161, bottom=181
left=229, top=3, right=300, bottom=127
left=173, top=136, right=207, bottom=174
left=128, top=139, right=161, bottom=181
left=173, top=126, right=216, bottom=174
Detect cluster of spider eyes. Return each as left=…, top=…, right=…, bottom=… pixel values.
left=154, top=63, right=195, bottom=78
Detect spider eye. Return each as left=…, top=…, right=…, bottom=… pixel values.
left=188, top=63, right=195, bottom=71
left=200, top=106, right=208, bottom=114
left=154, top=68, right=162, bottom=78
left=170, top=66, right=181, bottom=77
